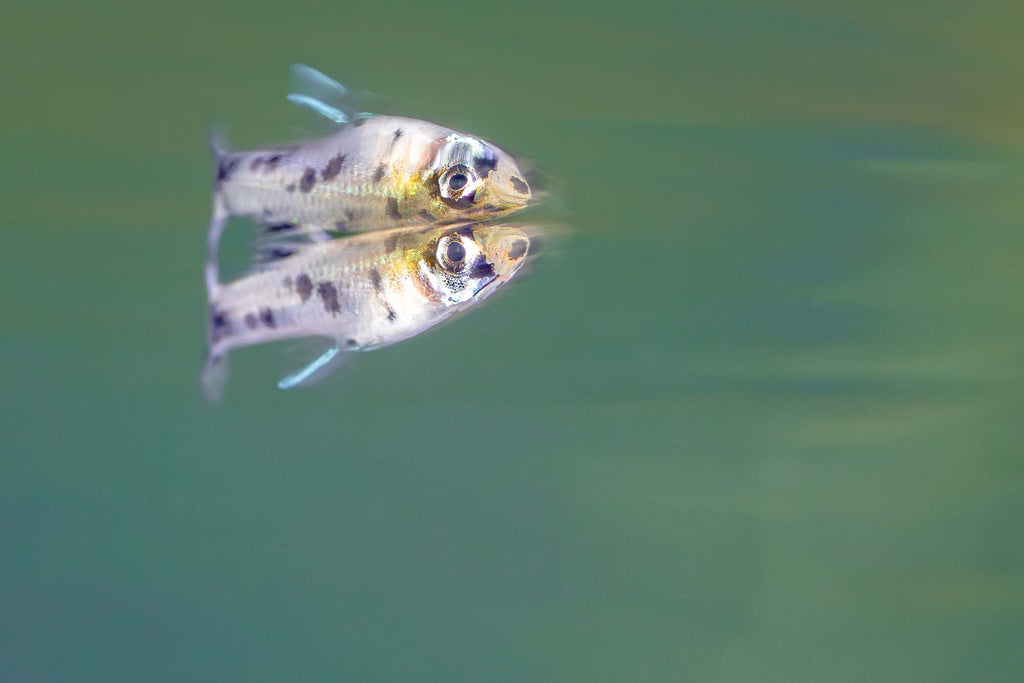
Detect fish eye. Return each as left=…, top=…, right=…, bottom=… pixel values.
left=439, top=165, right=477, bottom=202
left=437, top=233, right=478, bottom=274
left=446, top=240, right=466, bottom=263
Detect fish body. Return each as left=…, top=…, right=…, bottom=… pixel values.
left=214, top=115, right=532, bottom=232
left=202, top=222, right=531, bottom=400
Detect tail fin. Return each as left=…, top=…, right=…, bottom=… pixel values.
left=206, top=127, right=231, bottom=296
left=205, top=196, right=229, bottom=296
left=200, top=348, right=229, bottom=404
left=208, top=126, right=230, bottom=166
left=202, top=128, right=235, bottom=403
left=201, top=303, right=230, bottom=403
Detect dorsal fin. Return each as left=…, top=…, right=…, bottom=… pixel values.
left=286, top=64, right=375, bottom=135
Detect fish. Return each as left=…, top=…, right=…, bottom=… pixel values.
left=201, top=221, right=532, bottom=402
left=205, top=65, right=532, bottom=292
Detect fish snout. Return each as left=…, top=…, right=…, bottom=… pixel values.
left=487, top=226, right=530, bottom=278
left=507, top=173, right=531, bottom=201
left=485, top=156, right=532, bottom=210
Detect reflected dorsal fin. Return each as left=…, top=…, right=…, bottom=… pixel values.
left=277, top=344, right=348, bottom=390
left=249, top=223, right=333, bottom=271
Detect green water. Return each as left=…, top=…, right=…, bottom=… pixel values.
left=3, top=1, right=1023, bottom=681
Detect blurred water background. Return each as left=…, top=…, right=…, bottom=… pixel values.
left=2, top=1, right=1023, bottom=681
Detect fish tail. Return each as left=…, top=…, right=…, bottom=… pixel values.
left=201, top=269, right=232, bottom=402
left=208, top=125, right=230, bottom=164
left=208, top=126, right=235, bottom=186
left=200, top=347, right=230, bottom=404
left=201, top=298, right=230, bottom=403
left=205, top=194, right=229, bottom=295
left=206, top=127, right=232, bottom=295
left=201, top=128, right=238, bottom=403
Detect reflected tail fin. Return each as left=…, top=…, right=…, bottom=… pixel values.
left=200, top=347, right=229, bottom=404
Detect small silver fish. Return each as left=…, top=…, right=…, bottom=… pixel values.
left=201, top=222, right=531, bottom=401
left=205, top=65, right=532, bottom=292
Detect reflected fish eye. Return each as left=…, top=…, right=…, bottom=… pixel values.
left=436, top=233, right=478, bottom=275
left=446, top=240, right=466, bottom=263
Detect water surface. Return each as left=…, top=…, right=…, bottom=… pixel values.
left=2, top=1, right=1022, bottom=681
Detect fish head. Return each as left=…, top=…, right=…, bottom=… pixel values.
left=424, top=133, right=531, bottom=223
left=421, top=223, right=530, bottom=307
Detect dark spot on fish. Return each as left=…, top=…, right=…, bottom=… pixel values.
left=210, top=309, right=232, bottom=341
left=299, top=167, right=317, bottom=193
left=384, top=233, right=399, bottom=252
left=260, top=308, right=276, bottom=328
left=481, top=204, right=501, bottom=213
left=283, top=276, right=294, bottom=291
left=393, top=128, right=403, bottom=140
left=266, top=222, right=296, bottom=233
left=415, top=210, right=435, bottom=223
left=296, top=274, right=313, bottom=302
left=344, top=209, right=356, bottom=221
left=317, top=281, right=341, bottom=315
left=345, top=338, right=358, bottom=348
left=369, top=268, right=382, bottom=291
left=216, top=156, right=240, bottom=181
left=250, top=154, right=286, bottom=171
left=321, top=153, right=346, bottom=181
left=454, top=225, right=475, bottom=240
left=386, top=306, right=397, bottom=323
left=510, top=175, right=529, bottom=194
left=373, top=164, right=386, bottom=182
left=244, top=313, right=258, bottom=330
left=386, top=197, right=401, bottom=220
left=334, top=220, right=349, bottom=232
left=471, top=258, right=495, bottom=279
left=286, top=183, right=296, bottom=193
left=507, top=239, right=528, bottom=259
left=473, top=152, right=498, bottom=178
